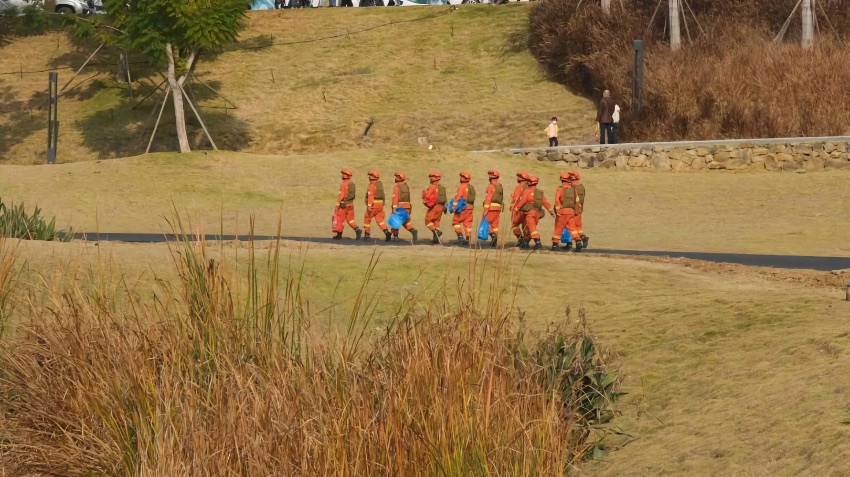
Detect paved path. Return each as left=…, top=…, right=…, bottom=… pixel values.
left=66, top=233, right=850, bottom=272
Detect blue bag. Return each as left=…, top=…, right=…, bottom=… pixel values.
left=477, top=217, right=490, bottom=241
left=387, top=208, right=410, bottom=229
left=452, top=197, right=467, bottom=213
left=560, top=227, right=573, bottom=244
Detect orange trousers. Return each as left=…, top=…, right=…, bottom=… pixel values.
left=575, top=214, right=584, bottom=235
left=483, top=207, right=501, bottom=236
left=552, top=209, right=580, bottom=244
left=511, top=210, right=527, bottom=238
left=425, top=204, right=445, bottom=231
left=391, top=206, right=415, bottom=234
left=363, top=205, right=387, bottom=233
left=524, top=210, right=543, bottom=240
left=452, top=207, right=473, bottom=236
left=333, top=204, right=358, bottom=233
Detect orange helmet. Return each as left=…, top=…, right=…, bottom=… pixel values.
left=569, top=170, right=581, bottom=180
left=367, top=170, right=380, bottom=179
left=428, top=171, right=442, bottom=181
left=560, top=172, right=572, bottom=182
left=516, top=171, right=530, bottom=182
left=487, top=169, right=500, bottom=179
left=394, top=171, right=406, bottom=182
left=528, top=176, right=539, bottom=186
left=459, top=171, right=471, bottom=182
left=341, top=168, right=353, bottom=179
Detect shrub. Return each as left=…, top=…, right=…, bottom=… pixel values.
left=0, top=230, right=621, bottom=475
left=0, top=198, right=72, bottom=242
left=528, top=0, right=850, bottom=142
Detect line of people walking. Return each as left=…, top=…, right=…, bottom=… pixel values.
left=333, top=168, right=589, bottom=251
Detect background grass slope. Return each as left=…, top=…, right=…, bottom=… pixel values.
left=0, top=5, right=594, bottom=164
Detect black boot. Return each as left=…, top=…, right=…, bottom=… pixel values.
left=363, top=233, right=371, bottom=241
left=411, top=229, right=418, bottom=242
left=515, top=238, right=525, bottom=248
left=489, top=234, right=498, bottom=248
left=456, top=232, right=465, bottom=244
left=551, top=244, right=558, bottom=251
left=563, top=241, right=573, bottom=252
left=532, top=239, right=542, bottom=250
left=431, top=230, right=440, bottom=245
left=384, top=230, right=392, bottom=242
left=332, top=232, right=342, bottom=240
left=574, top=240, right=583, bottom=252
left=581, top=235, right=589, bottom=248
left=355, top=228, right=362, bottom=240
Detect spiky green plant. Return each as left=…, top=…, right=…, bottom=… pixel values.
left=0, top=198, right=72, bottom=242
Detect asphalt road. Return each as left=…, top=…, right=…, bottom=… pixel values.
left=66, top=232, right=850, bottom=272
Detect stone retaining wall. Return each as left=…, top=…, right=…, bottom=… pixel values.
left=518, top=140, right=850, bottom=172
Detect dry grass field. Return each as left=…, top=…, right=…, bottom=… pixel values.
left=2, top=238, right=848, bottom=475
left=0, top=149, right=849, bottom=257
left=0, top=5, right=594, bottom=164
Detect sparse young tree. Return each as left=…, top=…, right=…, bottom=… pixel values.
left=75, top=0, right=247, bottom=153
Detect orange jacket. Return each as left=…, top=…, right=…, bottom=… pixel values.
left=393, top=182, right=411, bottom=209
left=515, top=186, right=552, bottom=214
left=366, top=181, right=381, bottom=208
left=453, top=183, right=470, bottom=203
left=423, top=183, right=441, bottom=207
left=511, top=183, right=527, bottom=211
left=337, top=180, right=352, bottom=207
left=554, top=184, right=574, bottom=214
left=483, top=180, right=501, bottom=209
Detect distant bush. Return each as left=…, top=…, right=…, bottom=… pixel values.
left=0, top=232, right=621, bottom=474
left=0, top=198, right=72, bottom=241
left=528, top=0, right=850, bottom=142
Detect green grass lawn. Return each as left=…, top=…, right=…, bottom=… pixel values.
left=1, top=150, right=849, bottom=257
left=0, top=4, right=594, bottom=164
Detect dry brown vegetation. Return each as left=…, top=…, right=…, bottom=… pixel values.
left=0, top=230, right=622, bottom=475
left=528, top=0, right=850, bottom=142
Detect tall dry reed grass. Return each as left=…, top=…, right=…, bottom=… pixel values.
left=0, top=222, right=620, bottom=475
left=528, top=0, right=850, bottom=142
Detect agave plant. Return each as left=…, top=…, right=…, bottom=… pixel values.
left=0, top=198, right=72, bottom=242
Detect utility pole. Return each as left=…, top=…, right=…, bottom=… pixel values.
left=601, top=0, right=610, bottom=14
left=669, top=0, right=681, bottom=51
left=801, top=0, right=814, bottom=49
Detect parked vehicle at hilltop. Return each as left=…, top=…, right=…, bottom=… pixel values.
left=0, top=0, right=93, bottom=14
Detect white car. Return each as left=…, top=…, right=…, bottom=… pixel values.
left=0, top=0, right=92, bottom=14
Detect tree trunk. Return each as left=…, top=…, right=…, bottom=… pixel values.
left=166, top=43, right=191, bottom=154
left=117, top=51, right=129, bottom=83
left=669, top=0, right=681, bottom=51
left=601, top=0, right=610, bottom=14
left=802, top=0, right=814, bottom=49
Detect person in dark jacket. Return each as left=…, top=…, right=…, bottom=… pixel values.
left=596, top=90, right=616, bottom=145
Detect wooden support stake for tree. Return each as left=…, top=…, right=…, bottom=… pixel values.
left=132, top=79, right=167, bottom=110
left=60, top=42, right=104, bottom=94
left=179, top=82, right=218, bottom=151
left=189, top=74, right=238, bottom=109
left=773, top=0, right=802, bottom=45
left=146, top=86, right=171, bottom=154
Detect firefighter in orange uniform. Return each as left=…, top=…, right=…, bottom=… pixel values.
left=391, top=172, right=418, bottom=242
left=510, top=171, right=531, bottom=247
left=333, top=168, right=362, bottom=240
left=422, top=171, right=447, bottom=244
left=363, top=170, right=392, bottom=242
left=552, top=172, right=581, bottom=252
left=481, top=169, right=503, bottom=248
left=569, top=171, right=589, bottom=248
left=514, top=176, right=554, bottom=250
left=451, top=171, right=475, bottom=245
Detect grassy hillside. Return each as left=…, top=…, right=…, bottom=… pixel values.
left=1, top=149, right=849, bottom=257
left=0, top=5, right=594, bottom=164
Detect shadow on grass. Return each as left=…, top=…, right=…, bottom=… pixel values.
left=0, top=78, right=49, bottom=162
left=75, top=76, right=251, bottom=159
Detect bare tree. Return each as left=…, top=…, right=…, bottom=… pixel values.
left=802, top=0, right=814, bottom=49
left=669, top=0, right=681, bottom=50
